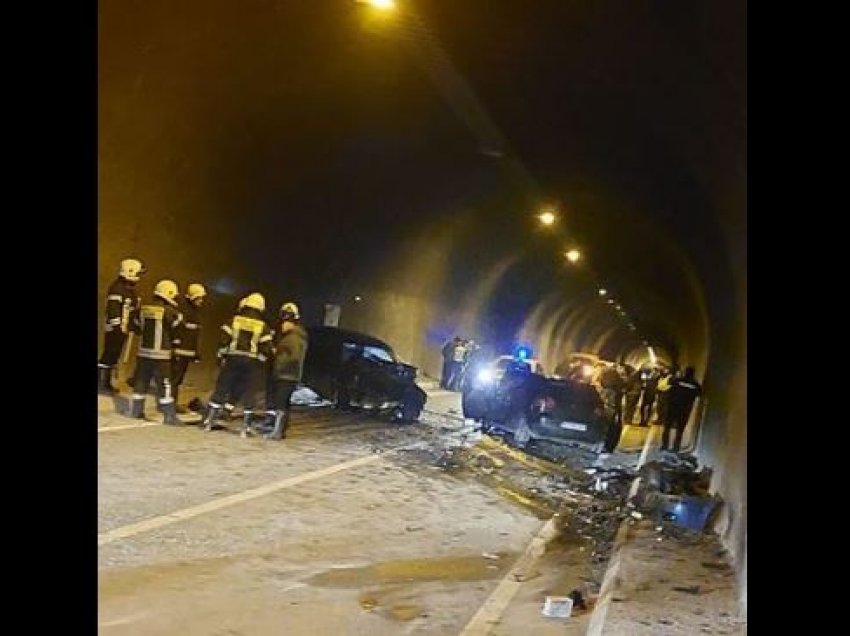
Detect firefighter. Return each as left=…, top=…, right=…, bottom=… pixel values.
left=98, top=258, right=145, bottom=395
left=126, top=280, right=183, bottom=424
left=202, top=292, right=274, bottom=437
left=171, top=283, right=206, bottom=413
left=262, top=301, right=308, bottom=440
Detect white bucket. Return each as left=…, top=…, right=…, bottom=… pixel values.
left=541, top=595, right=573, bottom=618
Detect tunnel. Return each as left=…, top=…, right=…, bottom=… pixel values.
left=99, top=0, right=746, bottom=616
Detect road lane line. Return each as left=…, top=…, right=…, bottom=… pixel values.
left=98, top=422, right=162, bottom=433
left=98, top=453, right=387, bottom=546
left=458, top=516, right=559, bottom=636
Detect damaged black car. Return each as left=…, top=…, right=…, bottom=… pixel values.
left=302, top=326, right=427, bottom=423
left=462, top=360, right=622, bottom=452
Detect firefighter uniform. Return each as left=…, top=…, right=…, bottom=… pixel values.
left=171, top=284, right=206, bottom=411
left=98, top=259, right=144, bottom=394
left=203, top=293, right=274, bottom=437
left=128, top=280, right=183, bottom=424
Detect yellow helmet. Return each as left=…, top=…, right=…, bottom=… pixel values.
left=280, top=301, right=300, bottom=321
left=119, top=258, right=145, bottom=282
left=242, top=292, right=266, bottom=312
left=187, top=283, right=207, bottom=301
left=154, top=279, right=179, bottom=305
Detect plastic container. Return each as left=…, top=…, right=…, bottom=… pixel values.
left=541, top=595, right=573, bottom=618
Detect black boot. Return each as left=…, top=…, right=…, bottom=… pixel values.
left=241, top=412, right=256, bottom=438
left=161, top=401, right=181, bottom=426
left=202, top=404, right=223, bottom=432
left=265, top=410, right=289, bottom=440
left=98, top=366, right=115, bottom=395
left=128, top=396, right=146, bottom=419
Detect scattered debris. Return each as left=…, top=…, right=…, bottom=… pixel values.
left=569, top=589, right=587, bottom=610
left=542, top=596, right=574, bottom=618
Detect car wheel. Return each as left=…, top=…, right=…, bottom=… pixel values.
left=398, top=391, right=423, bottom=423
left=333, top=385, right=352, bottom=411
left=511, top=414, right=533, bottom=449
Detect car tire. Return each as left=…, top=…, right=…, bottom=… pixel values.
left=398, top=390, right=424, bottom=423
left=334, top=384, right=352, bottom=411
left=511, top=413, right=533, bottom=449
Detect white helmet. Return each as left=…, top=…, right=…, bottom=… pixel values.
left=154, top=279, right=179, bottom=305
left=280, top=301, right=300, bottom=321
left=242, top=292, right=266, bottom=312
left=119, top=258, right=145, bottom=282
left=187, top=283, right=207, bottom=301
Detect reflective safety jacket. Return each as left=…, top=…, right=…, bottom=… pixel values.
left=103, top=277, right=140, bottom=334
left=132, top=297, right=183, bottom=360
left=218, top=308, right=273, bottom=362
left=174, top=296, right=202, bottom=359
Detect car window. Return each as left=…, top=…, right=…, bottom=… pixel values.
left=363, top=345, right=396, bottom=363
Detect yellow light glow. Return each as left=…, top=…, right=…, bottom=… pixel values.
left=566, top=249, right=581, bottom=263
left=598, top=288, right=607, bottom=296
left=539, top=211, right=556, bottom=226
left=365, top=0, right=395, bottom=9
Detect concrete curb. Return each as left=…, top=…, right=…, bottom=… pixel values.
left=586, top=427, right=656, bottom=635
left=586, top=474, right=644, bottom=636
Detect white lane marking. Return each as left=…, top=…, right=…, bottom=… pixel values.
left=99, top=610, right=150, bottom=628
left=458, top=516, right=559, bottom=636
left=98, top=422, right=161, bottom=433
left=98, top=453, right=387, bottom=546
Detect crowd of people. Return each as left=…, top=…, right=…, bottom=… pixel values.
left=97, top=258, right=308, bottom=440
left=439, top=337, right=490, bottom=391
left=595, top=362, right=702, bottom=453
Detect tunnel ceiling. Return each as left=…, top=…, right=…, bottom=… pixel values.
left=100, top=0, right=745, bottom=363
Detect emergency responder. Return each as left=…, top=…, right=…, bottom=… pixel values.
left=655, top=366, right=675, bottom=428
left=441, top=337, right=459, bottom=389
left=171, top=283, right=206, bottom=413
left=638, top=366, right=659, bottom=426
left=599, top=364, right=626, bottom=425
left=448, top=339, right=468, bottom=391
left=623, top=365, right=642, bottom=424
left=202, top=292, right=274, bottom=437
left=662, top=367, right=703, bottom=453
left=126, top=280, right=183, bottom=424
left=98, top=258, right=145, bottom=394
left=262, top=301, right=308, bottom=440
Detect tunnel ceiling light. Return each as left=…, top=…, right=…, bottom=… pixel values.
left=538, top=210, right=557, bottom=226
left=607, top=299, right=615, bottom=304
left=354, top=295, right=363, bottom=302
left=598, top=288, right=607, bottom=296
left=565, top=249, right=581, bottom=263
left=615, top=304, right=622, bottom=310
left=357, top=0, right=396, bottom=9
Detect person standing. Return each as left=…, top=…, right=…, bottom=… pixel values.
left=441, top=337, right=459, bottom=389
left=263, top=302, right=309, bottom=440
left=98, top=258, right=145, bottom=394
left=171, top=283, right=206, bottom=413
left=662, top=367, right=703, bottom=452
left=638, top=367, right=659, bottom=427
left=202, top=293, right=274, bottom=437
left=126, top=280, right=183, bottom=425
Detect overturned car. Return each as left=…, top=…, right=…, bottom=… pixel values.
left=462, top=359, right=622, bottom=452
left=302, top=326, right=427, bottom=423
